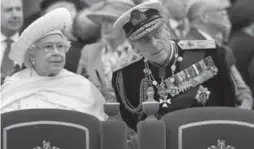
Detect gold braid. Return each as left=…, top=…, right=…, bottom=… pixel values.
left=116, top=71, right=149, bottom=114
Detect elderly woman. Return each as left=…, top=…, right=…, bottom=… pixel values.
left=1, top=8, right=107, bottom=121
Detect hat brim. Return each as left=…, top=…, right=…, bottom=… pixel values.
left=86, top=11, right=119, bottom=25
left=113, top=0, right=164, bottom=39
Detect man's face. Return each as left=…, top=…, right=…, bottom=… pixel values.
left=131, top=24, right=173, bottom=64
left=1, top=0, right=23, bottom=35
left=163, top=0, right=187, bottom=20
left=33, top=34, right=68, bottom=76
left=204, top=8, right=232, bottom=40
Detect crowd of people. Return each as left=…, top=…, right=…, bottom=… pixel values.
left=1, top=0, right=254, bottom=146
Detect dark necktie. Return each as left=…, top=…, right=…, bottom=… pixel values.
left=2, top=38, right=14, bottom=77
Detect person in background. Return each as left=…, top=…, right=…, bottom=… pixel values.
left=22, top=0, right=89, bottom=32
left=228, top=0, right=254, bottom=99
left=160, top=0, right=195, bottom=39
left=77, top=0, right=140, bottom=101
left=185, top=0, right=253, bottom=109
left=71, top=3, right=104, bottom=78
left=227, top=0, right=254, bottom=32
left=112, top=0, right=236, bottom=131
left=1, top=8, right=107, bottom=121
left=72, top=2, right=103, bottom=47
left=1, top=0, right=24, bottom=84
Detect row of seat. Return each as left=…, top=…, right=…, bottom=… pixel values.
left=1, top=106, right=254, bottom=149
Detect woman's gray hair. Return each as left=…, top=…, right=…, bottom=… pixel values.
left=24, top=44, right=37, bottom=68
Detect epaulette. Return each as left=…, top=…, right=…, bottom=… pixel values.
left=177, top=40, right=216, bottom=50
left=112, top=55, right=143, bottom=72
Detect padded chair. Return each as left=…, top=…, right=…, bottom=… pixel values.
left=1, top=109, right=127, bottom=149
left=161, top=107, right=254, bottom=149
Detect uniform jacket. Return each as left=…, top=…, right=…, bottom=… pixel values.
left=112, top=40, right=236, bottom=130
left=183, top=28, right=253, bottom=108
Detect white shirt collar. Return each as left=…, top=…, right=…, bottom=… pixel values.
left=1, top=32, right=19, bottom=43
left=196, top=29, right=214, bottom=40
left=169, top=19, right=179, bottom=30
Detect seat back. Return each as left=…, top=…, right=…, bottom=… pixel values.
left=1, top=109, right=101, bottom=149
left=161, top=107, right=254, bottom=149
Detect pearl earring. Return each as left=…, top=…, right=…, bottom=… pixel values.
left=177, top=56, right=183, bottom=62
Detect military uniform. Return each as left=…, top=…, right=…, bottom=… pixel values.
left=112, top=40, right=236, bottom=130
left=111, top=1, right=236, bottom=131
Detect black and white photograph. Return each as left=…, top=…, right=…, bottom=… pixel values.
left=1, top=0, right=254, bottom=148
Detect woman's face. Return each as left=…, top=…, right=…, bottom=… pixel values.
left=131, top=24, right=173, bottom=64
left=32, top=34, right=68, bottom=76
left=100, top=17, right=117, bottom=40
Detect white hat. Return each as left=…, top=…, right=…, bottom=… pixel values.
left=9, top=8, right=72, bottom=67
left=86, top=0, right=135, bottom=25
left=113, top=0, right=165, bottom=40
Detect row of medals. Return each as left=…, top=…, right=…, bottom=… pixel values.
left=144, top=55, right=218, bottom=108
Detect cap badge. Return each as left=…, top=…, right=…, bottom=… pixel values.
left=130, top=10, right=147, bottom=26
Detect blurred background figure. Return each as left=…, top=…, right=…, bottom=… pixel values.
left=72, top=2, right=103, bottom=46
left=77, top=0, right=140, bottom=101
left=22, top=0, right=89, bottom=30
left=1, top=0, right=24, bottom=84
left=228, top=0, right=254, bottom=100
left=185, top=0, right=253, bottom=109
left=227, top=0, right=254, bottom=32
left=73, top=2, right=105, bottom=79
left=160, top=0, right=195, bottom=39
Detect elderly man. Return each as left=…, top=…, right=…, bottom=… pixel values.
left=112, top=0, right=236, bottom=130
left=1, top=8, right=107, bottom=121
left=1, top=0, right=24, bottom=84
left=185, top=1, right=253, bottom=109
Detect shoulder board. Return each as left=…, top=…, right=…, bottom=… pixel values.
left=112, top=55, right=143, bottom=72
left=177, top=40, right=216, bottom=50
